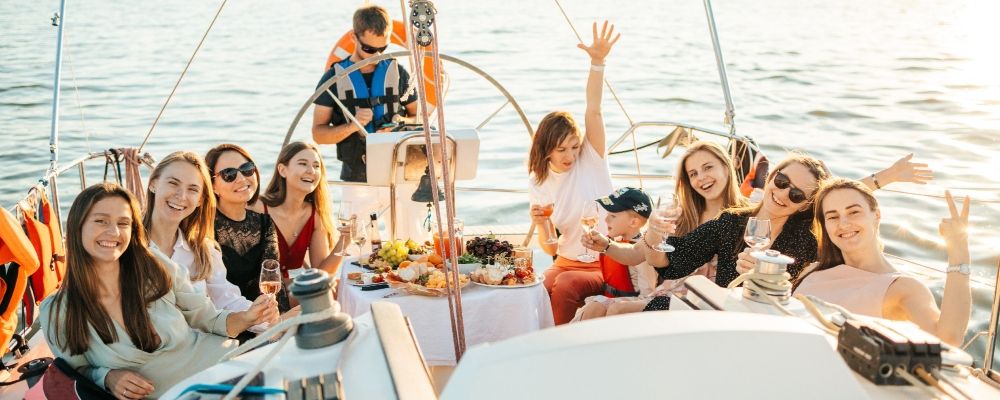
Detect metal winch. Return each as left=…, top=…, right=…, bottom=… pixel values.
left=741, top=249, right=794, bottom=305
left=290, top=269, right=354, bottom=349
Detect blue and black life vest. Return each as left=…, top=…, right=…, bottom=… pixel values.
left=330, top=57, right=404, bottom=182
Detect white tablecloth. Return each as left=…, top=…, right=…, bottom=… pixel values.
left=337, top=262, right=554, bottom=366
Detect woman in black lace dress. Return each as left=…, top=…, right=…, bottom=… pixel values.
left=205, top=144, right=291, bottom=313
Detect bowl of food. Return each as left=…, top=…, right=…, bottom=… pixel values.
left=455, top=253, right=483, bottom=274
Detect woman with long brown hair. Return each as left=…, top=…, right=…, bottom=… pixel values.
left=205, top=144, right=290, bottom=312
left=794, top=178, right=971, bottom=346
left=39, top=183, right=276, bottom=399
left=527, top=21, right=619, bottom=325
left=260, top=141, right=345, bottom=277
left=581, top=141, right=748, bottom=315
left=144, top=151, right=267, bottom=319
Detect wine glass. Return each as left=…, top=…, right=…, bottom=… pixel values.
left=654, top=194, right=679, bottom=252
left=337, top=200, right=353, bottom=228
left=531, top=192, right=558, bottom=245
left=333, top=201, right=353, bottom=257
left=577, top=201, right=600, bottom=263
left=259, top=259, right=283, bottom=298
left=743, top=217, right=772, bottom=249
left=352, top=217, right=367, bottom=256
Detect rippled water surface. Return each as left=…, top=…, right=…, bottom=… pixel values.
left=2, top=0, right=999, bottom=363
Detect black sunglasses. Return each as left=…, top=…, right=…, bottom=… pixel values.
left=773, top=171, right=809, bottom=204
left=355, top=35, right=389, bottom=54
left=214, top=161, right=256, bottom=183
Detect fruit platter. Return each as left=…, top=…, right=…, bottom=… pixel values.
left=358, top=239, right=429, bottom=272
left=469, top=263, right=543, bottom=288
left=385, top=258, right=470, bottom=296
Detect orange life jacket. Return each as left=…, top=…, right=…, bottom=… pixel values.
left=24, top=203, right=62, bottom=305
left=1, top=207, right=40, bottom=358
left=600, top=239, right=638, bottom=298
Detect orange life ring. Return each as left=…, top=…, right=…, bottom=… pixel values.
left=325, top=20, right=440, bottom=107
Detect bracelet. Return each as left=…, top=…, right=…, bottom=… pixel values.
left=590, top=63, right=605, bottom=72
left=871, top=173, right=882, bottom=189
left=601, top=240, right=612, bottom=253
left=946, top=263, right=970, bottom=275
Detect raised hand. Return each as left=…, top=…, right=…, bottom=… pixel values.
left=883, top=153, right=934, bottom=185
left=939, top=191, right=970, bottom=263
left=577, top=20, right=621, bottom=64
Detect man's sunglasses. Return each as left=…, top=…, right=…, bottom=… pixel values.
left=214, top=161, right=256, bottom=183
left=356, top=35, right=389, bottom=54
left=773, top=171, right=809, bottom=204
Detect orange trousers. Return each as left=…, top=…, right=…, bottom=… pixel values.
left=544, top=256, right=604, bottom=325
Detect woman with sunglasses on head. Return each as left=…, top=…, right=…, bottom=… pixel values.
left=39, top=183, right=277, bottom=399
left=260, top=142, right=346, bottom=278
left=527, top=21, right=620, bottom=325
left=205, top=144, right=291, bottom=313
left=793, top=179, right=971, bottom=346
left=143, top=151, right=277, bottom=333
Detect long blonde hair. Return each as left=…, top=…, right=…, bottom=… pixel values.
left=143, top=151, right=218, bottom=281
left=528, top=111, right=582, bottom=185
left=260, top=142, right=335, bottom=246
left=674, top=141, right=747, bottom=236
left=50, top=183, right=171, bottom=355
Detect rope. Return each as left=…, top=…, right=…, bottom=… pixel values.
left=138, top=0, right=230, bottom=152
left=880, top=188, right=1000, bottom=205
left=121, top=148, right=146, bottom=206
left=63, top=40, right=92, bottom=153
left=895, top=367, right=942, bottom=397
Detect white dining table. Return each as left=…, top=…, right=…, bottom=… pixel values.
left=335, top=261, right=555, bottom=366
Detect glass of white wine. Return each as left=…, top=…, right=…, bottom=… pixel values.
left=259, top=259, right=283, bottom=298
left=577, top=201, right=600, bottom=263
left=352, top=218, right=367, bottom=256
left=334, top=200, right=353, bottom=256
left=743, top=217, right=772, bottom=249
left=655, top=194, right=679, bottom=252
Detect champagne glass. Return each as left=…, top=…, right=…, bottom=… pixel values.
left=337, top=200, right=354, bottom=227
left=531, top=192, right=558, bottom=245
left=655, top=194, right=679, bottom=252
left=577, top=201, right=600, bottom=262
left=352, top=217, right=367, bottom=256
left=259, top=259, right=283, bottom=298
left=743, top=217, right=772, bottom=249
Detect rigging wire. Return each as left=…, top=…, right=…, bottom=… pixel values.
left=137, top=0, right=230, bottom=152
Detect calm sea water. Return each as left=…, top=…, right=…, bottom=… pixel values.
left=2, top=0, right=999, bottom=363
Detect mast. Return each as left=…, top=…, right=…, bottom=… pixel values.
left=49, top=0, right=68, bottom=176
left=702, top=0, right=736, bottom=134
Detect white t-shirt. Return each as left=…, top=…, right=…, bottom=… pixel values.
left=529, top=142, right=613, bottom=261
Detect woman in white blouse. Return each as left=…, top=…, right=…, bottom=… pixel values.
left=143, top=151, right=274, bottom=324
left=40, top=183, right=277, bottom=399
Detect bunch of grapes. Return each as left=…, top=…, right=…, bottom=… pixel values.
left=377, top=240, right=410, bottom=267
left=465, top=236, right=513, bottom=264
left=404, top=239, right=425, bottom=254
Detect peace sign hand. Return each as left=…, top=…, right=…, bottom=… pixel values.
left=577, top=20, right=621, bottom=64
left=939, top=190, right=970, bottom=263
